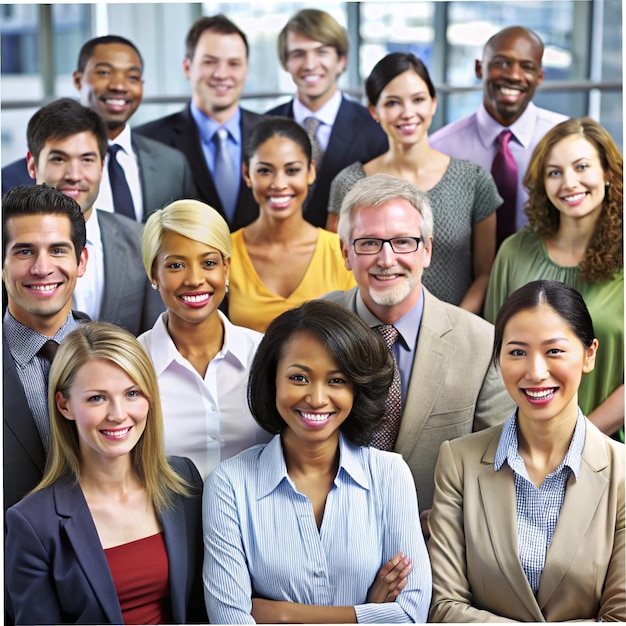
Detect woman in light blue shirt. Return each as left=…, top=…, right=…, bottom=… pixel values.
left=203, top=300, right=432, bottom=623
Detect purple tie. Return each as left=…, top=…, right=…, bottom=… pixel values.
left=108, top=144, right=136, bottom=220
left=491, top=130, right=518, bottom=246
left=370, top=325, right=402, bottom=451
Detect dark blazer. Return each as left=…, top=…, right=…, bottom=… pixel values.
left=6, top=456, right=208, bottom=625
left=96, top=209, right=164, bottom=336
left=135, top=104, right=265, bottom=231
left=266, top=95, right=388, bottom=227
left=1, top=132, right=197, bottom=222
left=322, top=287, right=515, bottom=510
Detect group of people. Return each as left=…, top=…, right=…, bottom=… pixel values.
left=2, top=6, right=624, bottom=626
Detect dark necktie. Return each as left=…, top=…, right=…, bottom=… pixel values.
left=491, top=130, right=518, bottom=246
left=108, top=144, right=136, bottom=220
left=212, top=128, right=238, bottom=224
left=370, top=325, right=403, bottom=451
left=303, top=117, right=324, bottom=171
left=37, top=339, right=59, bottom=363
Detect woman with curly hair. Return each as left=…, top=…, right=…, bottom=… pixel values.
left=485, top=118, right=623, bottom=438
left=203, top=300, right=432, bottom=624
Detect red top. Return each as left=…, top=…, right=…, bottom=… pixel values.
left=104, top=531, right=171, bottom=625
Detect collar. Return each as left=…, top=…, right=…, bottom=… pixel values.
left=3, top=309, right=81, bottom=366
left=148, top=310, right=250, bottom=376
left=354, top=287, right=424, bottom=351
left=494, top=408, right=586, bottom=480
left=108, top=124, right=134, bottom=155
left=256, top=432, right=371, bottom=500
left=476, top=101, right=539, bottom=150
left=84, top=208, right=102, bottom=248
left=293, top=89, right=342, bottom=128
left=189, top=100, right=242, bottom=145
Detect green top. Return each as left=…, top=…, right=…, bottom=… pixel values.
left=485, top=228, right=624, bottom=420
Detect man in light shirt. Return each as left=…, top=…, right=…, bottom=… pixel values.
left=25, top=98, right=163, bottom=336
left=267, top=8, right=387, bottom=227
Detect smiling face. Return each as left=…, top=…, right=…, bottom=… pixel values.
left=152, top=230, right=229, bottom=328
left=56, top=358, right=149, bottom=465
left=276, top=330, right=354, bottom=450
left=27, top=132, right=104, bottom=219
left=2, top=214, right=87, bottom=334
left=499, top=303, right=597, bottom=427
left=476, top=29, right=544, bottom=126
left=73, top=43, right=143, bottom=138
left=370, top=69, right=437, bottom=148
left=284, top=32, right=346, bottom=111
left=543, top=134, right=608, bottom=226
left=342, top=199, right=431, bottom=324
left=184, top=30, right=248, bottom=123
left=243, top=135, right=315, bottom=219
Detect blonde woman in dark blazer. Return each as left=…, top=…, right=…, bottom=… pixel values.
left=428, top=280, right=625, bottom=622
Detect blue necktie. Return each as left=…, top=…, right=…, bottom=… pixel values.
left=213, top=128, right=238, bottom=223
left=108, top=144, right=136, bottom=220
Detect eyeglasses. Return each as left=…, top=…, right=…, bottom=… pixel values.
left=350, top=237, right=422, bottom=255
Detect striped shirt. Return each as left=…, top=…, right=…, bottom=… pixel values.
left=494, top=410, right=586, bottom=593
left=3, top=311, right=82, bottom=450
left=203, top=432, right=432, bottom=623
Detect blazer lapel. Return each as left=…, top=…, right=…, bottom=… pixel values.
left=55, top=480, right=123, bottom=625
left=161, top=501, right=189, bottom=624
left=97, top=212, right=127, bottom=323
left=395, top=290, right=451, bottom=458
left=478, top=441, right=545, bottom=621
left=536, top=423, right=610, bottom=608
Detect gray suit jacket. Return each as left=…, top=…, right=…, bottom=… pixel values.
left=428, top=420, right=625, bottom=622
left=95, top=210, right=164, bottom=336
left=323, top=287, right=514, bottom=510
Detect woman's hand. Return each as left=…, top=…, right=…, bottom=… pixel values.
left=367, top=551, right=413, bottom=603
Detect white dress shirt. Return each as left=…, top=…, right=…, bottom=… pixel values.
left=138, top=311, right=271, bottom=478
left=96, top=124, right=145, bottom=221
left=293, top=89, right=343, bottom=152
left=72, top=209, right=104, bottom=320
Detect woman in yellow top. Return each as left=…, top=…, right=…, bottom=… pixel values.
left=228, top=117, right=356, bottom=333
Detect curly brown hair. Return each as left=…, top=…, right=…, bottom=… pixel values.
left=523, top=117, right=623, bottom=282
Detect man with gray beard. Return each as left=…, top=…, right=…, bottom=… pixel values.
left=323, top=174, right=514, bottom=537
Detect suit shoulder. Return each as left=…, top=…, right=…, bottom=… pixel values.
left=431, top=295, right=495, bottom=338
left=132, top=132, right=188, bottom=161
left=447, top=422, right=504, bottom=456
left=265, top=100, right=292, bottom=117
left=134, top=110, right=186, bottom=135
left=319, top=288, right=355, bottom=306
left=96, top=209, right=143, bottom=236
left=168, top=455, right=202, bottom=486
left=240, top=107, right=267, bottom=123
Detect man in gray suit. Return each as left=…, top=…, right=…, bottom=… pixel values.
left=25, top=98, right=163, bottom=336
left=2, top=35, right=197, bottom=222
left=323, top=174, right=514, bottom=535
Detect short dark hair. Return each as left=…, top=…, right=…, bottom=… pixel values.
left=243, top=116, right=312, bottom=167
left=2, top=184, right=86, bottom=264
left=185, top=14, right=249, bottom=60
left=366, top=52, right=436, bottom=106
left=248, top=300, right=395, bottom=446
left=76, top=35, right=144, bottom=73
left=493, top=280, right=595, bottom=365
left=27, top=97, right=108, bottom=163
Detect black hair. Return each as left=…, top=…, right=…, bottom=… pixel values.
left=27, top=97, right=108, bottom=163
left=493, top=280, right=595, bottom=365
left=243, top=116, right=312, bottom=167
left=185, top=14, right=249, bottom=60
left=365, top=52, right=436, bottom=106
left=248, top=300, right=395, bottom=446
left=2, top=184, right=86, bottom=264
left=76, top=35, right=144, bottom=73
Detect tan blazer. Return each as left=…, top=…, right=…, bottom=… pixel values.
left=323, top=287, right=515, bottom=510
left=428, top=419, right=625, bottom=622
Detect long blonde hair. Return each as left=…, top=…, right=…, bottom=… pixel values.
left=37, top=321, right=192, bottom=512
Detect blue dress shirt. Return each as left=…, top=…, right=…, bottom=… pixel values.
left=203, top=432, right=432, bottom=623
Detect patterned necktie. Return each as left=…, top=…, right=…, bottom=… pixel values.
left=213, top=128, right=238, bottom=224
left=491, top=130, right=518, bottom=246
left=37, top=339, right=59, bottom=363
left=370, top=325, right=403, bottom=451
left=303, top=117, right=324, bottom=171
left=108, top=144, right=136, bottom=220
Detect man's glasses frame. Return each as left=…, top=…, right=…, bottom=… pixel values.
left=350, top=237, right=422, bottom=255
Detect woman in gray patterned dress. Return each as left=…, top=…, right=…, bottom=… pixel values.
left=327, top=53, right=502, bottom=313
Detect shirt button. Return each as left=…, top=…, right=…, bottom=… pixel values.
left=314, top=570, right=324, bottom=578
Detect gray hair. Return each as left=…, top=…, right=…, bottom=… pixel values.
left=337, top=174, right=434, bottom=243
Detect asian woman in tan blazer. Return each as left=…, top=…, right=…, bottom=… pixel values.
left=428, top=280, right=625, bottom=622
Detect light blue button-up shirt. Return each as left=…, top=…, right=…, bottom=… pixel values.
left=203, top=432, right=431, bottom=623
